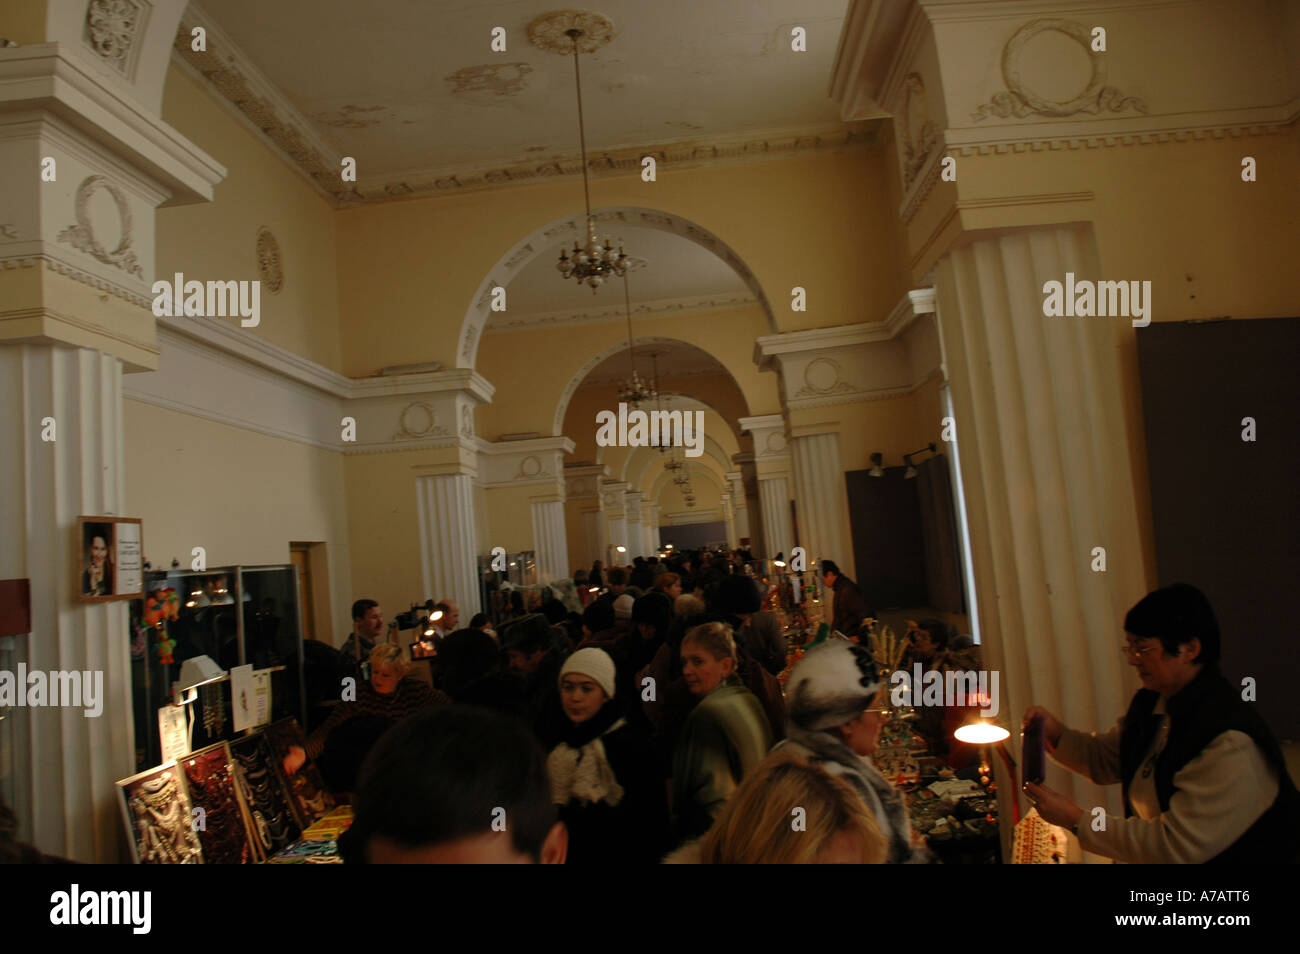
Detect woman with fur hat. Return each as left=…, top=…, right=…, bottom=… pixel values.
left=774, top=639, right=931, bottom=863
left=546, top=647, right=669, bottom=864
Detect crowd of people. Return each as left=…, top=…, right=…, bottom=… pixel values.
left=285, top=554, right=1298, bottom=865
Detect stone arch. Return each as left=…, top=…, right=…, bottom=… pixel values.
left=554, top=336, right=751, bottom=439
left=459, top=206, right=775, bottom=371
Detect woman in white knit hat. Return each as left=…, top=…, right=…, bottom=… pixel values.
left=774, top=639, right=932, bottom=863
left=546, top=647, right=669, bottom=864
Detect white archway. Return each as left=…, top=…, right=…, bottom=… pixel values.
left=458, top=207, right=775, bottom=371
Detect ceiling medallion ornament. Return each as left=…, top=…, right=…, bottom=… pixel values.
left=533, top=12, right=630, bottom=291
left=255, top=228, right=283, bottom=293
left=972, top=19, right=1147, bottom=122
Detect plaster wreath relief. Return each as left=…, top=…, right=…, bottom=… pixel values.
left=85, top=0, right=143, bottom=72
left=394, top=402, right=451, bottom=441
left=972, top=19, right=1147, bottom=122
left=56, top=175, right=144, bottom=278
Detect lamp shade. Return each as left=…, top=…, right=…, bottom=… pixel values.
left=177, top=655, right=225, bottom=693
left=954, top=720, right=1011, bottom=744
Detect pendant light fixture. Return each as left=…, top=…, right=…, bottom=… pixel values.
left=547, top=22, right=628, bottom=290
left=616, top=273, right=655, bottom=408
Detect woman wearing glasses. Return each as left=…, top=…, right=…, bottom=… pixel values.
left=1024, top=583, right=1300, bottom=863
left=774, top=639, right=931, bottom=863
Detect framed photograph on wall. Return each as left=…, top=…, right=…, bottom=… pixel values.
left=76, top=516, right=143, bottom=603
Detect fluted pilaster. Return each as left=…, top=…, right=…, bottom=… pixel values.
left=530, top=499, right=569, bottom=583
left=758, top=475, right=793, bottom=562
left=0, top=345, right=134, bottom=862
left=416, top=471, right=480, bottom=616
left=791, top=432, right=852, bottom=577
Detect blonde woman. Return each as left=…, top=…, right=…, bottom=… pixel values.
left=665, top=750, right=887, bottom=863
left=284, top=644, right=448, bottom=791
left=671, top=622, right=773, bottom=840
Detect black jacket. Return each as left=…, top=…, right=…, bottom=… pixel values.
left=1119, top=664, right=1300, bottom=863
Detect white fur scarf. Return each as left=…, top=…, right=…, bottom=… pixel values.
left=547, top=718, right=627, bottom=807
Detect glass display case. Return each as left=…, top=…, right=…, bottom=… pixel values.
left=129, top=564, right=305, bottom=772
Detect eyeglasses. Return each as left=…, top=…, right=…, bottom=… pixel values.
left=1120, top=642, right=1162, bottom=659
left=862, top=706, right=892, bottom=716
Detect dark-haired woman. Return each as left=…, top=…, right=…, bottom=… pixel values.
left=1024, top=583, right=1300, bottom=863
left=546, top=648, right=669, bottom=864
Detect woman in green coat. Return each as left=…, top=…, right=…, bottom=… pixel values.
left=671, top=622, right=773, bottom=841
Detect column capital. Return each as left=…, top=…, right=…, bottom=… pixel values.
left=564, top=463, right=608, bottom=500
left=477, top=434, right=573, bottom=493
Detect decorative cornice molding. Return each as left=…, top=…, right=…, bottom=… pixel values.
left=170, top=6, right=876, bottom=207
left=1, top=251, right=155, bottom=310
left=483, top=293, right=756, bottom=334
left=1, top=302, right=160, bottom=360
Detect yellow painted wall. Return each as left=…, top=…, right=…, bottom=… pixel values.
left=8, top=0, right=47, bottom=43
left=341, top=450, right=425, bottom=633
left=123, top=400, right=354, bottom=645
left=476, top=304, right=780, bottom=440
left=157, top=64, right=343, bottom=373
left=336, top=149, right=910, bottom=376
left=482, top=484, right=540, bottom=555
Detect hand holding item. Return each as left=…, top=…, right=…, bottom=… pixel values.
left=1023, top=781, right=1084, bottom=830
left=1021, top=705, right=1065, bottom=749
left=282, top=745, right=307, bottom=777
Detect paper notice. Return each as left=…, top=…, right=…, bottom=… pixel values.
left=115, top=522, right=142, bottom=595
left=158, top=705, right=189, bottom=762
left=252, top=670, right=271, bottom=726
left=230, top=664, right=254, bottom=732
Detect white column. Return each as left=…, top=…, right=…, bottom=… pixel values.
left=416, top=471, right=481, bottom=615
left=758, top=475, right=794, bottom=562
left=722, top=493, right=738, bottom=548
left=0, top=345, right=134, bottom=863
left=642, top=504, right=660, bottom=556
left=601, top=483, right=627, bottom=563
left=726, top=471, right=750, bottom=543
left=933, top=226, right=1147, bottom=813
left=623, top=491, right=643, bottom=559
left=791, top=432, right=853, bottom=578
left=580, top=509, right=604, bottom=568
left=530, top=499, right=569, bottom=582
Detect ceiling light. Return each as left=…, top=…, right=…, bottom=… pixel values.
left=550, top=25, right=628, bottom=290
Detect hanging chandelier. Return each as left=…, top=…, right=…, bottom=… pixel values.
left=553, top=25, right=628, bottom=290
left=616, top=277, right=655, bottom=408
left=646, top=353, right=668, bottom=452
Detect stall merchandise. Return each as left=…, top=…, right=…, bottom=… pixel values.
left=180, top=742, right=255, bottom=864
left=117, top=762, right=204, bottom=864
left=262, top=717, right=335, bottom=828
left=229, top=732, right=301, bottom=856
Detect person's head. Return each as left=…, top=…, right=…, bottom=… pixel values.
left=540, top=600, right=567, bottom=626
left=605, top=567, right=627, bottom=592
left=468, top=613, right=490, bottom=630
left=573, top=568, right=588, bottom=584
left=715, top=574, right=761, bottom=618
left=680, top=622, right=738, bottom=697
left=345, top=705, right=566, bottom=863
left=655, top=572, right=683, bottom=600
left=1123, top=583, right=1220, bottom=696
left=908, top=618, right=950, bottom=659
left=674, top=593, right=705, bottom=619
left=437, top=629, right=501, bottom=700
left=787, top=640, right=887, bottom=757
left=581, top=599, right=616, bottom=637
left=435, top=600, right=459, bottom=631
left=632, top=591, right=673, bottom=642
left=696, top=751, right=886, bottom=864
left=501, top=614, right=550, bottom=678
left=368, top=644, right=408, bottom=695
left=820, top=559, right=841, bottom=587
left=612, top=593, right=635, bottom=622
left=89, top=534, right=108, bottom=566
left=558, top=647, right=616, bottom=725
left=352, top=599, right=384, bottom=638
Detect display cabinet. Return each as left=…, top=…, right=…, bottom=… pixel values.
left=129, top=565, right=306, bottom=772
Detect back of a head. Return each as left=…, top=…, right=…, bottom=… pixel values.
left=696, top=751, right=885, bottom=864
left=540, top=599, right=567, bottom=626
left=917, top=617, right=951, bottom=651
left=499, top=613, right=550, bottom=656
left=606, top=567, right=628, bottom=587
left=714, top=574, right=761, bottom=617
left=437, top=628, right=501, bottom=699
left=632, top=591, right=673, bottom=636
left=343, top=705, right=554, bottom=862
left=582, top=599, right=616, bottom=634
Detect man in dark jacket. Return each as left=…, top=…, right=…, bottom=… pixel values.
left=821, top=559, right=873, bottom=638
